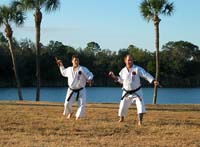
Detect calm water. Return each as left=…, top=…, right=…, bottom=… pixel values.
left=0, top=87, right=200, bottom=104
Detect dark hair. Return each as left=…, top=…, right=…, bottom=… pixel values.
left=124, top=54, right=132, bottom=60
left=71, top=54, right=79, bottom=60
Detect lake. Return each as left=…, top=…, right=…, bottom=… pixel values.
left=0, top=87, right=200, bottom=104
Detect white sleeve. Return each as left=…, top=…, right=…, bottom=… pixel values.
left=82, top=67, right=94, bottom=80
left=59, top=66, right=69, bottom=78
left=117, top=70, right=123, bottom=84
left=138, top=66, right=154, bottom=83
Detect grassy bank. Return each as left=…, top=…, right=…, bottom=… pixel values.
left=0, top=101, right=200, bottom=147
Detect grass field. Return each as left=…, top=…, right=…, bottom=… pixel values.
left=0, top=101, right=200, bottom=147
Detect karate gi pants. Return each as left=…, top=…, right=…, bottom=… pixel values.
left=118, top=90, right=146, bottom=117
left=63, top=88, right=86, bottom=118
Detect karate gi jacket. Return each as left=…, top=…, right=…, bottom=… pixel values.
left=59, top=65, right=93, bottom=90
left=118, top=64, right=154, bottom=91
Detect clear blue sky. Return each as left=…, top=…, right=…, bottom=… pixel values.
left=0, top=0, right=200, bottom=52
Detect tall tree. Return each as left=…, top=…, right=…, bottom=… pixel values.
left=20, top=0, right=60, bottom=101
left=86, top=42, right=101, bottom=54
left=140, top=0, right=174, bottom=104
left=0, top=1, right=25, bottom=100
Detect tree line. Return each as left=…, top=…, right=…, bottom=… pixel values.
left=1, top=34, right=200, bottom=88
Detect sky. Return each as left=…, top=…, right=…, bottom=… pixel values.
left=0, top=0, right=200, bottom=52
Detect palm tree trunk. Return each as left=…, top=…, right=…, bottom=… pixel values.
left=7, top=38, right=23, bottom=100
left=153, top=16, right=160, bottom=104
left=35, top=9, right=42, bottom=101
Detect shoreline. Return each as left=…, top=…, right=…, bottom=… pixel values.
left=0, top=100, right=200, bottom=111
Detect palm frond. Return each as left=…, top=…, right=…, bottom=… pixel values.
left=14, top=11, right=26, bottom=26
left=0, top=8, right=4, bottom=26
left=0, top=1, right=26, bottom=27
left=0, top=6, right=10, bottom=24
left=140, top=0, right=174, bottom=22
left=150, top=0, right=162, bottom=13
left=10, top=1, right=26, bottom=25
left=20, top=0, right=37, bottom=10
left=10, top=0, right=21, bottom=10
left=162, top=2, right=174, bottom=16
left=45, top=0, right=60, bottom=13
left=37, top=0, right=46, bottom=9
left=140, top=0, right=154, bottom=22
left=19, top=0, right=60, bottom=12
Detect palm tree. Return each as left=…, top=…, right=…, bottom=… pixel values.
left=0, top=1, right=25, bottom=100
left=140, top=0, right=174, bottom=104
left=20, top=0, right=60, bottom=101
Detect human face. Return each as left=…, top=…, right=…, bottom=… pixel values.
left=72, top=57, right=79, bottom=68
left=124, top=55, right=133, bottom=69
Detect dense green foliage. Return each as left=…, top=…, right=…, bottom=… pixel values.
left=0, top=33, right=200, bottom=87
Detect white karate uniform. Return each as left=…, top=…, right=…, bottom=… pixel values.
left=117, top=64, right=154, bottom=116
left=59, top=65, right=93, bottom=118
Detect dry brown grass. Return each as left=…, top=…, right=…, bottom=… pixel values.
left=0, top=101, right=200, bottom=147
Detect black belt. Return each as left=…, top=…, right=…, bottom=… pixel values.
left=121, top=86, right=142, bottom=100
left=67, top=87, right=84, bottom=102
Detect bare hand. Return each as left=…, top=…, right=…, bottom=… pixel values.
left=87, top=80, right=93, bottom=87
left=108, top=71, right=116, bottom=80
left=154, top=80, right=160, bottom=87
left=55, top=57, right=63, bottom=67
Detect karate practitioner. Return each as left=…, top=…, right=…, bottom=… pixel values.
left=109, top=54, right=159, bottom=125
left=55, top=55, right=93, bottom=120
